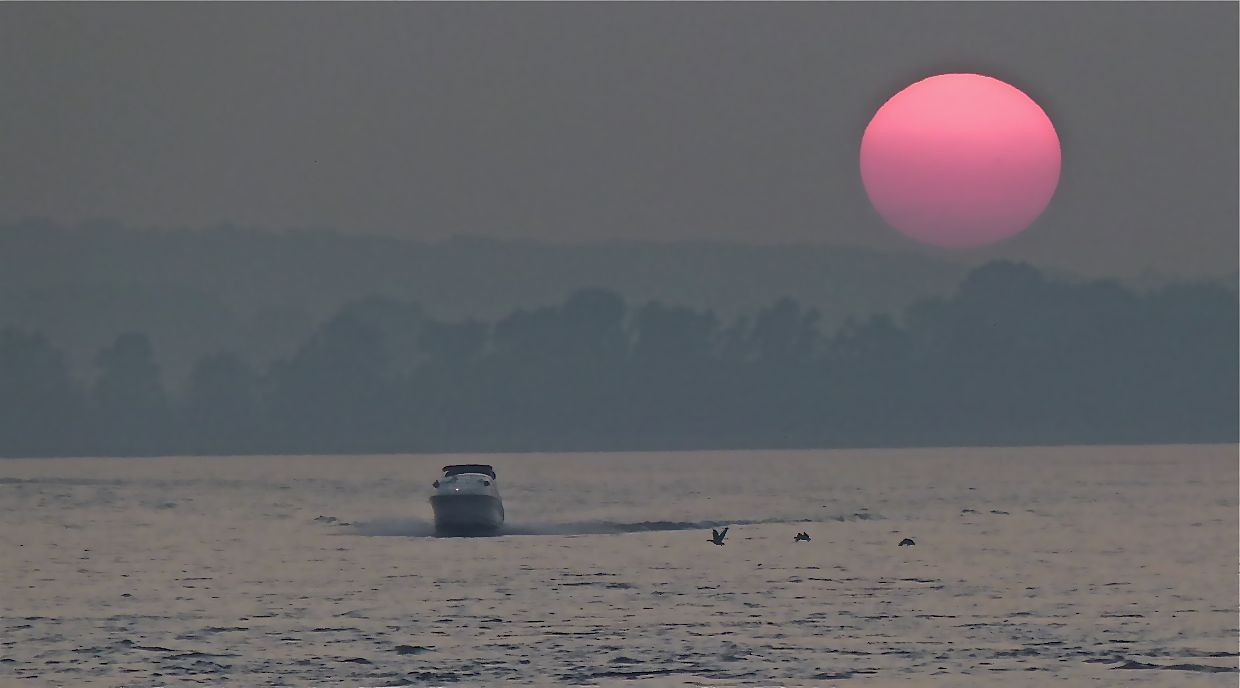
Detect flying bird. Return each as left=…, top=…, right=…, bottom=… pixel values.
left=898, top=538, right=916, bottom=547
left=794, top=532, right=811, bottom=542
left=709, top=527, right=729, bottom=546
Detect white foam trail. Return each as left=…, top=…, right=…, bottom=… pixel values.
left=344, top=513, right=882, bottom=538
left=348, top=517, right=438, bottom=537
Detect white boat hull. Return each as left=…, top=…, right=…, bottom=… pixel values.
left=430, top=466, right=505, bottom=536
left=431, top=494, right=505, bottom=536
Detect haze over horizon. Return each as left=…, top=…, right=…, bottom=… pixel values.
left=1, top=2, right=1236, bottom=278
left=1, top=5, right=1237, bottom=685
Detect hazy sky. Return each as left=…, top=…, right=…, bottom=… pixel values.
left=1, top=3, right=1235, bottom=277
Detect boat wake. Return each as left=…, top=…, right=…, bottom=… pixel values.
left=344, top=512, right=882, bottom=538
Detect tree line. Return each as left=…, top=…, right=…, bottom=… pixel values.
left=2, top=261, right=1236, bottom=457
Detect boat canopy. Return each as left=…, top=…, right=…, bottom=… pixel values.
left=441, top=464, right=496, bottom=479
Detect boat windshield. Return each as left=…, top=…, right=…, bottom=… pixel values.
left=442, top=464, right=496, bottom=479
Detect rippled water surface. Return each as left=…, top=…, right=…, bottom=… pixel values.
left=2, top=445, right=1237, bottom=687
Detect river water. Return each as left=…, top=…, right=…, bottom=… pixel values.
left=2, top=445, right=1236, bottom=686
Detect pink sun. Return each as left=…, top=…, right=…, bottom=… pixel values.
left=860, top=73, right=1062, bottom=248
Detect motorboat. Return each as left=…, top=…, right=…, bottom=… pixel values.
left=430, top=464, right=505, bottom=536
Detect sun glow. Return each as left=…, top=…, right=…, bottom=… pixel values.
left=860, top=73, right=1062, bottom=248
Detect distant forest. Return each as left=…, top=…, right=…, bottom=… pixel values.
left=2, top=260, right=1235, bottom=457
left=0, top=220, right=979, bottom=387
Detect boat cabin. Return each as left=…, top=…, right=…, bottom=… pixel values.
left=441, top=464, right=497, bottom=479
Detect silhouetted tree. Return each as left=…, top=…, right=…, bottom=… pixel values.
left=717, top=315, right=754, bottom=363
left=401, top=317, right=491, bottom=451
left=477, top=288, right=632, bottom=447
left=1, top=259, right=1235, bottom=456
left=0, top=329, right=83, bottom=456
left=622, top=302, right=724, bottom=443
left=750, top=297, right=821, bottom=365
left=1138, top=282, right=1239, bottom=440
left=267, top=312, right=399, bottom=451
left=92, top=332, right=171, bottom=455
left=631, top=301, right=719, bottom=365
left=559, top=288, right=629, bottom=361
left=419, top=319, right=488, bottom=366
left=334, top=297, right=427, bottom=375
left=183, top=352, right=262, bottom=454
left=728, top=298, right=826, bottom=446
